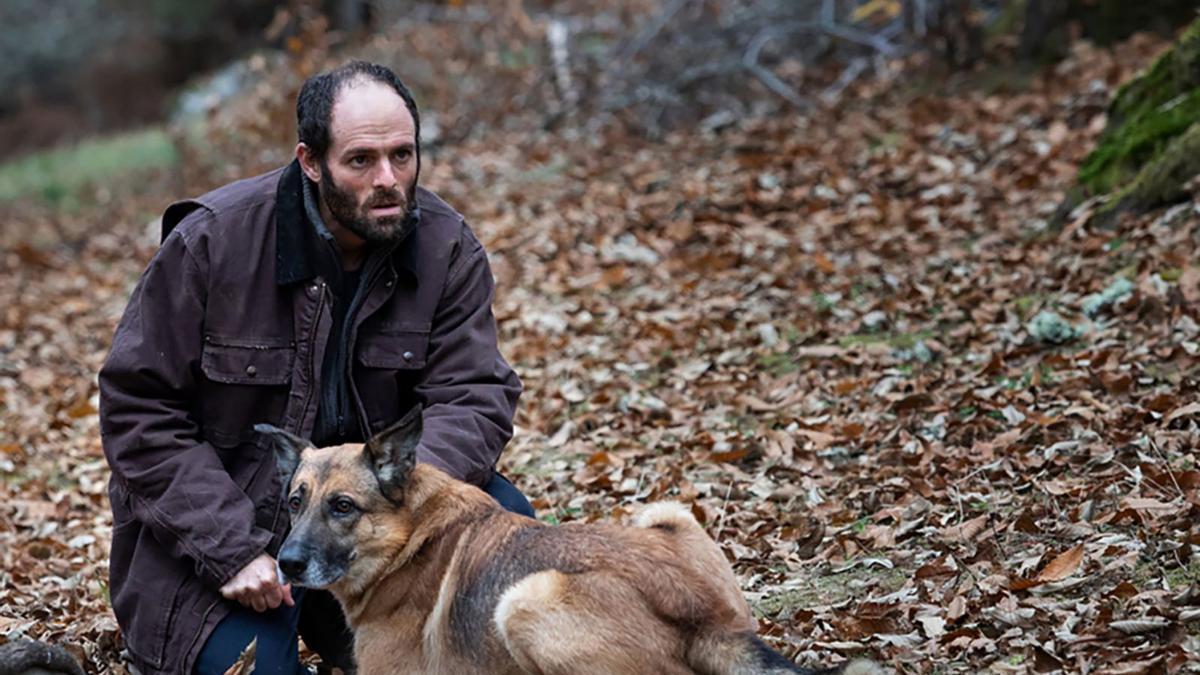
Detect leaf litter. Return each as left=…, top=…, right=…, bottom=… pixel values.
left=1, top=28, right=1199, bottom=675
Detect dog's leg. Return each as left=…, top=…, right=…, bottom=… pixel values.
left=494, top=569, right=693, bottom=675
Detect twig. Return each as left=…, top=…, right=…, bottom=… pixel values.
left=547, top=19, right=578, bottom=110
left=743, top=28, right=809, bottom=109
left=613, top=0, right=694, bottom=70
left=820, top=0, right=836, bottom=26
left=913, top=0, right=928, bottom=37
left=715, top=481, right=735, bottom=538
left=820, top=56, right=868, bottom=104
left=1146, top=435, right=1186, bottom=500
left=817, top=21, right=900, bottom=57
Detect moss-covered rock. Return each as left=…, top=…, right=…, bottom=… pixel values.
left=1094, top=121, right=1200, bottom=225
left=1061, top=18, right=1200, bottom=226
left=1079, top=20, right=1200, bottom=196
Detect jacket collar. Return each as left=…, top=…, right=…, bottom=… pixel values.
left=274, top=159, right=421, bottom=287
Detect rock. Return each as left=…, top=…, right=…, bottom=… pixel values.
left=1027, top=310, right=1080, bottom=344
left=1081, top=277, right=1135, bottom=317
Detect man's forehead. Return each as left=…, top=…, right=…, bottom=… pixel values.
left=330, top=80, right=415, bottom=141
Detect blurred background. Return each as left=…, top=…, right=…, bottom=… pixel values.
left=1, top=0, right=1195, bottom=223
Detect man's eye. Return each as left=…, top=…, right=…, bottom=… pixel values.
left=393, top=149, right=411, bottom=161
left=287, top=494, right=302, bottom=513
left=350, top=156, right=368, bottom=167
left=331, top=497, right=357, bottom=516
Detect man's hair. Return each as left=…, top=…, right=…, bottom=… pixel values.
left=296, top=60, right=421, bottom=160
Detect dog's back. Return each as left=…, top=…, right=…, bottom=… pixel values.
left=261, top=414, right=880, bottom=675
left=424, top=499, right=878, bottom=675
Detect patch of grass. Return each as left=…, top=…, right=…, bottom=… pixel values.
left=1132, top=557, right=1200, bottom=592
left=811, top=292, right=838, bottom=313
left=1164, top=558, right=1200, bottom=591
left=757, top=352, right=799, bottom=377
left=0, top=128, right=177, bottom=206
left=540, top=504, right=583, bottom=525
left=752, top=563, right=910, bottom=618
left=837, top=330, right=933, bottom=350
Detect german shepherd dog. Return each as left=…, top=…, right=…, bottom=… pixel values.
left=257, top=409, right=880, bottom=674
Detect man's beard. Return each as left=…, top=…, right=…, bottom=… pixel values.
left=319, top=166, right=417, bottom=244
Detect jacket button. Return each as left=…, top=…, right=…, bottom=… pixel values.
left=246, top=365, right=258, bottom=377
left=402, top=351, right=414, bottom=361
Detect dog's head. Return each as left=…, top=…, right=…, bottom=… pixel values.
left=255, top=407, right=421, bottom=591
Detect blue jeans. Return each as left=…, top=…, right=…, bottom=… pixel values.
left=194, top=472, right=533, bottom=674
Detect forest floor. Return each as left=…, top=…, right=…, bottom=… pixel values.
left=1, top=27, right=1199, bottom=674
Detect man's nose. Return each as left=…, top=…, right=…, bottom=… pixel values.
left=373, top=159, right=396, bottom=188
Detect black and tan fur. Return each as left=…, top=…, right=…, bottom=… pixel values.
left=257, top=411, right=881, bottom=675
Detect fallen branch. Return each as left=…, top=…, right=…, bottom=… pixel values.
left=743, top=28, right=809, bottom=109
left=547, top=19, right=578, bottom=110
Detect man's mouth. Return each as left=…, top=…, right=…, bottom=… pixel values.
left=369, top=203, right=403, bottom=217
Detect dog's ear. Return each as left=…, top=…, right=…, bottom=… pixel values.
left=255, top=424, right=310, bottom=487
left=364, top=406, right=422, bottom=502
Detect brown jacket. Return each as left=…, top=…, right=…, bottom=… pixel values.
left=99, top=160, right=521, bottom=673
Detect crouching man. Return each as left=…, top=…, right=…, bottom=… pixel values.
left=100, top=61, right=530, bottom=674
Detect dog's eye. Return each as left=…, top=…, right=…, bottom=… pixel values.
left=287, top=494, right=302, bottom=513
left=331, top=497, right=357, bottom=516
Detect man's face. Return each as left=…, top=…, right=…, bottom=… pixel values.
left=310, top=80, right=418, bottom=244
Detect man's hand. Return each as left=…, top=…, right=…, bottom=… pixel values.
left=219, top=554, right=295, bottom=613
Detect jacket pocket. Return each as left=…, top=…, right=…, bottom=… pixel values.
left=199, top=335, right=294, bottom=448
left=357, top=327, right=430, bottom=369
left=201, top=334, right=295, bottom=385
left=355, top=327, right=430, bottom=432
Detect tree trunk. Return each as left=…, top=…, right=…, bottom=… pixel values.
left=1020, top=0, right=1197, bottom=63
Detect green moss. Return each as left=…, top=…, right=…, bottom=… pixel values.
left=1095, top=121, right=1200, bottom=224
left=1079, top=90, right=1200, bottom=194
left=1164, top=557, right=1200, bottom=590
left=1078, top=18, right=1200, bottom=198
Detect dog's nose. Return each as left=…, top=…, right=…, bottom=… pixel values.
left=278, top=552, right=307, bottom=580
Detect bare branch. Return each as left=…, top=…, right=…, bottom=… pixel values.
left=613, top=0, right=695, bottom=70
left=743, top=28, right=809, bottom=109
left=913, top=0, right=929, bottom=37
left=821, top=56, right=868, bottom=104
left=547, top=19, right=578, bottom=110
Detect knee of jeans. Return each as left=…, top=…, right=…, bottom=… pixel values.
left=485, top=473, right=536, bottom=518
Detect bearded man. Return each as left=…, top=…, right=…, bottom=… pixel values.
left=99, top=61, right=529, bottom=674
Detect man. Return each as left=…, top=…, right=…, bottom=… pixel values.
left=99, top=61, right=528, bottom=674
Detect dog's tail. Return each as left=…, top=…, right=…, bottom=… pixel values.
left=687, top=629, right=883, bottom=675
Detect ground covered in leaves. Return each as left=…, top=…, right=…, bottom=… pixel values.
left=2, top=32, right=1200, bottom=674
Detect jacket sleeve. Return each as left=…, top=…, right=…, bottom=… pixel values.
left=99, top=221, right=273, bottom=589
left=414, top=229, right=522, bottom=486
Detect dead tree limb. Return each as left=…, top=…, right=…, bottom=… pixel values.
left=743, top=28, right=809, bottom=109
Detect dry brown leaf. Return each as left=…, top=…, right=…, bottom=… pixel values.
left=1036, top=544, right=1086, bottom=583
left=941, top=515, right=988, bottom=542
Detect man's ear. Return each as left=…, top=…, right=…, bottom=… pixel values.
left=255, top=424, right=311, bottom=490
left=364, top=406, right=422, bottom=502
left=296, top=143, right=322, bottom=183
